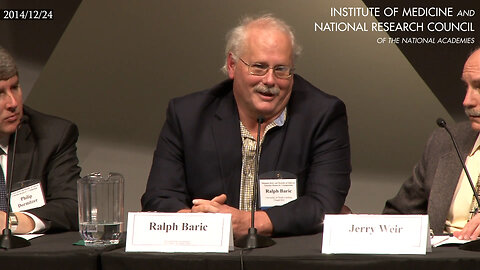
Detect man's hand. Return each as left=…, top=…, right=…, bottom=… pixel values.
left=454, top=214, right=480, bottom=240
left=0, top=211, right=35, bottom=234
left=191, top=194, right=273, bottom=238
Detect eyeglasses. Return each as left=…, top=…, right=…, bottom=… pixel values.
left=238, top=57, right=294, bottom=79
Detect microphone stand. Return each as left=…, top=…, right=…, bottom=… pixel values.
left=235, top=117, right=275, bottom=249
left=437, top=118, right=480, bottom=251
left=0, top=128, right=31, bottom=249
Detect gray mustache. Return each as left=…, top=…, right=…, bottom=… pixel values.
left=465, top=108, right=480, bottom=117
left=254, top=84, right=280, bottom=96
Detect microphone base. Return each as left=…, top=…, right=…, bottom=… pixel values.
left=460, top=239, right=480, bottom=251
left=0, top=229, right=31, bottom=249
left=234, top=227, right=275, bottom=249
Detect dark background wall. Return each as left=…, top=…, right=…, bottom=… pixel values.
left=2, top=0, right=478, bottom=215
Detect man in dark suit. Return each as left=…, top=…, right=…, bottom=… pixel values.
left=384, top=48, right=480, bottom=240
left=0, top=46, right=80, bottom=233
left=142, top=14, right=351, bottom=238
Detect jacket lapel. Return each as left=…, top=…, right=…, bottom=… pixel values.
left=211, top=91, right=242, bottom=207
left=8, top=119, right=34, bottom=186
left=259, top=116, right=288, bottom=174
left=429, top=151, right=463, bottom=233
left=429, top=126, right=478, bottom=233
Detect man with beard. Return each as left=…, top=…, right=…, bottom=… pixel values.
left=142, top=14, right=351, bottom=238
left=384, top=48, right=480, bottom=240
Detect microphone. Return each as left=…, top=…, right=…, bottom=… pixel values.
left=0, top=124, right=31, bottom=249
left=234, top=116, right=275, bottom=248
left=251, top=116, right=264, bottom=218
left=436, top=118, right=480, bottom=251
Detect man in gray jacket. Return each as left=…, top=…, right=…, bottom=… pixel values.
left=384, top=48, right=480, bottom=241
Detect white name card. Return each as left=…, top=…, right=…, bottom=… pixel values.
left=322, top=214, right=430, bottom=255
left=11, top=183, right=46, bottom=212
left=126, top=212, right=233, bottom=253
left=259, top=178, right=297, bottom=208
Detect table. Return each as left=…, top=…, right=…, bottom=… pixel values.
left=0, top=232, right=107, bottom=270
left=3, top=232, right=480, bottom=270
left=101, top=233, right=480, bottom=270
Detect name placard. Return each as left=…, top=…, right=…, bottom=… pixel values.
left=322, top=214, right=430, bottom=254
left=126, top=212, right=233, bottom=253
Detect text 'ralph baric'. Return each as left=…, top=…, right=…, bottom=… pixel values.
left=266, top=188, right=292, bottom=194
left=149, top=222, right=208, bottom=233
left=348, top=224, right=403, bottom=234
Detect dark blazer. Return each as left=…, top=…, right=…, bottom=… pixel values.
left=383, top=121, right=477, bottom=234
left=142, top=75, right=351, bottom=236
left=8, top=106, right=81, bottom=233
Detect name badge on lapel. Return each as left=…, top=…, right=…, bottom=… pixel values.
left=259, top=171, right=297, bottom=209
left=10, top=179, right=46, bottom=212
